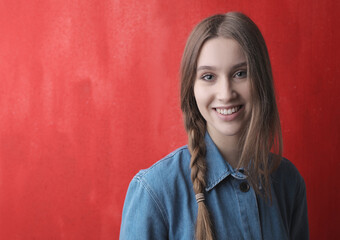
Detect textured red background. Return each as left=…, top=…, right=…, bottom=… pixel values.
left=0, top=0, right=339, bottom=239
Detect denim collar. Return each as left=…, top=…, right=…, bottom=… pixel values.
left=204, top=132, right=247, bottom=191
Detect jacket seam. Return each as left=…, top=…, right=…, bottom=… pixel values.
left=135, top=175, right=170, bottom=230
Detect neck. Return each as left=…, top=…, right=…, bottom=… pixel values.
left=207, top=128, right=241, bottom=169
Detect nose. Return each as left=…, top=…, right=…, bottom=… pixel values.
left=216, top=77, right=235, bottom=102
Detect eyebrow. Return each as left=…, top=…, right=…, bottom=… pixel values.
left=196, top=62, right=247, bottom=72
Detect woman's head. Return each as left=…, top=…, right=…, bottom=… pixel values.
left=194, top=37, right=252, bottom=142
left=181, top=12, right=277, bottom=142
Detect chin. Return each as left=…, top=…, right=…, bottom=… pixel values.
left=209, top=124, right=243, bottom=138
left=220, top=130, right=242, bottom=137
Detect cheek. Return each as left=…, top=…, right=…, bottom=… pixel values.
left=244, top=90, right=252, bottom=103
left=238, top=82, right=252, bottom=101
left=193, top=86, right=208, bottom=117
left=194, top=85, right=207, bottom=108
left=242, top=87, right=253, bottom=113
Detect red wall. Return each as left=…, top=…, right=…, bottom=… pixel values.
left=0, top=0, right=339, bottom=239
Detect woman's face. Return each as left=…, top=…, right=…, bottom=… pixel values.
left=194, top=37, right=252, bottom=141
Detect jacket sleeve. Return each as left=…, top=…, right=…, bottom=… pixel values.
left=290, top=177, right=309, bottom=240
left=120, top=175, right=168, bottom=240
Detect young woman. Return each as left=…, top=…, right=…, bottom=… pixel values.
left=120, top=12, right=309, bottom=240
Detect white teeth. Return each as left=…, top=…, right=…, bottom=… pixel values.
left=216, top=106, right=240, bottom=115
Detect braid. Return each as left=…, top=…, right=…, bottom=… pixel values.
left=187, top=117, right=214, bottom=240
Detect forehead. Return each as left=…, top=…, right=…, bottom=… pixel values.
left=197, top=37, right=246, bottom=69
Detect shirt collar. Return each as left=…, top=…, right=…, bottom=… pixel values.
left=204, top=132, right=247, bottom=191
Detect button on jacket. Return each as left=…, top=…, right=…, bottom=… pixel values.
left=120, top=134, right=309, bottom=239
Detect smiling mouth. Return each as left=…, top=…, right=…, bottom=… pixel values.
left=215, top=105, right=243, bottom=115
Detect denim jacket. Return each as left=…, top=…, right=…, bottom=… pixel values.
left=120, top=134, right=309, bottom=239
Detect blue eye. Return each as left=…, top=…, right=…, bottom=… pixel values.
left=201, top=74, right=215, bottom=81
left=234, top=70, right=247, bottom=78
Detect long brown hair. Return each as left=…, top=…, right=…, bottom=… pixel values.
left=180, top=12, right=283, bottom=240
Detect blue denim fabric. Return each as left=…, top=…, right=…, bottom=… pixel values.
left=120, top=134, right=309, bottom=239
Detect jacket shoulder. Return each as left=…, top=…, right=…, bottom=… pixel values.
left=272, top=157, right=305, bottom=185
left=135, top=145, right=191, bottom=183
